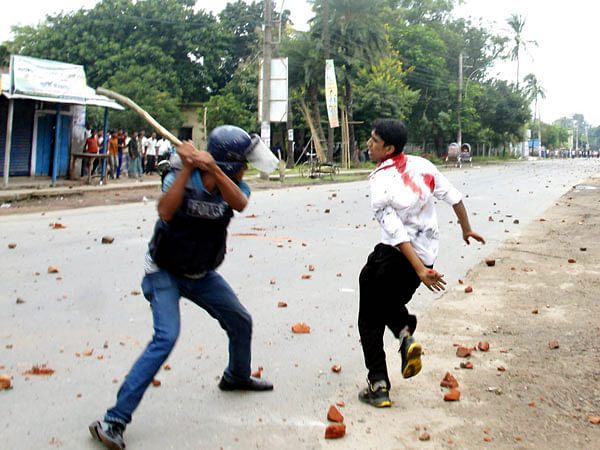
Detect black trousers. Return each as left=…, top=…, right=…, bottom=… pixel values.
left=358, top=243, right=425, bottom=388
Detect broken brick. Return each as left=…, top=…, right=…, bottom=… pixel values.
left=568, top=258, right=576, bottom=263
left=301, top=274, right=312, bottom=279
left=589, top=416, right=600, bottom=424
left=485, top=259, right=495, bottom=267
left=8, top=243, right=16, bottom=249
left=25, top=365, right=54, bottom=375
left=308, top=265, right=315, bottom=271
left=325, top=424, right=345, bottom=439
left=418, top=432, right=431, bottom=441
left=464, top=286, right=473, bottom=293
left=47, top=266, right=59, bottom=274
left=327, top=405, right=344, bottom=423
left=440, top=372, right=459, bottom=389
left=460, top=361, right=473, bottom=369
left=101, top=236, right=115, bottom=244
left=277, top=301, right=287, bottom=307
left=443, top=389, right=460, bottom=401
left=152, top=379, right=161, bottom=387
left=532, top=309, right=539, bottom=314
left=497, top=366, right=506, bottom=372
left=292, top=322, right=310, bottom=333
left=456, top=346, right=471, bottom=358
left=0, top=374, right=11, bottom=390
left=548, top=340, right=560, bottom=349
left=477, top=341, right=490, bottom=352
left=331, top=365, right=341, bottom=373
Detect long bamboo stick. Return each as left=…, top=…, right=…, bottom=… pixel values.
left=96, top=87, right=182, bottom=147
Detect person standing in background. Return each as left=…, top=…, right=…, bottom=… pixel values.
left=145, top=132, right=158, bottom=174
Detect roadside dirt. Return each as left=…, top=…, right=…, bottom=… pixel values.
left=388, top=174, right=600, bottom=448
left=0, top=175, right=346, bottom=216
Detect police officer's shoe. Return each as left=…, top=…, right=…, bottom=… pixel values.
left=358, top=380, right=391, bottom=408
left=89, top=420, right=126, bottom=450
left=399, top=333, right=422, bottom=378
left=218, top=375, right=273, bottom=391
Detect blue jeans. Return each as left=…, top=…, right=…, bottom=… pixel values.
left=104, top=269, right=253, bottom=425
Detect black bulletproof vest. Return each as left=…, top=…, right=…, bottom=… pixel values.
left=149, top=184, right=233, bottom=276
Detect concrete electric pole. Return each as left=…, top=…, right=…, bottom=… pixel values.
left=457, top=52, right=463, bottom=147
left=260, top=0, right=273, bottom=180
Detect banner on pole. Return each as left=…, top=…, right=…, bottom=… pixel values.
left=325, top=59, right=339, bottom=128
left=258, top=58, right=289, bottom=122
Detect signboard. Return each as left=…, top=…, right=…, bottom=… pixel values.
left=528, top=139, right=540, bottom=148
left=325, top=59, right=339, bottom=128
left=261, top=121, right=271, bottom=148
left=10, top=55, right=87, bottom=102
left=258, top=57, right=288, bottom=123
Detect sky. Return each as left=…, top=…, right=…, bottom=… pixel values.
left=2, top=0, right=598, bottom=125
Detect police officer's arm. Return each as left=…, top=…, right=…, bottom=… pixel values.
left=179, top=141, right=248, bottom=212
left=157, top=165, right=193, bottom=222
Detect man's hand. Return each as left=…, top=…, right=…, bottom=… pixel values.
left=463, top=230, right=486, bottom=245
left=418, top=268, right=446, bottom=292
left=177, top=140, right=218, bottom=171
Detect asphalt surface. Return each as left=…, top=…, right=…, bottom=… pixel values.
left=1, top=158, right=599, bottom=449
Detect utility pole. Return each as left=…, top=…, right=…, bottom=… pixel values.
left=457, top=52, right=463, bottom=147
left=260, top=0, right=273, bottom=179
left=323, top=0, right=334, bottom=162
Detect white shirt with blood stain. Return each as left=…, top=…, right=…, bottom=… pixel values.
left=369, top=153, right=462, bottom=266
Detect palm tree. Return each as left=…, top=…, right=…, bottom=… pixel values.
left=523, top=73, right=546, bottom=149
left=312, top=0, right=389, bottom=161
left=507, top=14, right=537, bottom=89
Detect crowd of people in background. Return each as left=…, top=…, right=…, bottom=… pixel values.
left=82, top=124, right=175, bottom=180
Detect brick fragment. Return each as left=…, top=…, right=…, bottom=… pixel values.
left=464, top=286, right=473, bottom=293
left=589, top=416, right=600, bottom=424
left=485, top=259, right=495, bottom=267
left=327, top=405, right=344, bottom=423
left=0, top=374, right=11, bottom=390
left=292, top=322, right=310, bottom=333
left=152, top=379, right=161, bottom=387
left=331, top=365, right=341, bottom=373
left=277, top=302, right=287, bottom=307
left=418, top=432, right=431, bottom=441
left=477, top=341, right=490, bottom=352
left=440, top=372, right=459, bottom=389
left=460, top=361, right=473, bottom=369
left=548, top=340, right=560, bottom=349
left=324, top=424, right=346, bottom=439
left=456, top=346, right=471, bottom=357
left=443, top=389, right=460, bottom=401
left=101, top=236, right=115, bottom=244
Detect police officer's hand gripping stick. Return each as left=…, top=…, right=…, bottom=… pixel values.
left=96, top=87, right=278, bottom=173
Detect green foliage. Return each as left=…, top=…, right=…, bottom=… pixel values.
left=203, top=93, right=257, bottom=133
left=353, top=52, right=419, bottom=139
left=541, top=123, right=569, bottom=150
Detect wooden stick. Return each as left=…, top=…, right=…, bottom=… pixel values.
left=96, top=87, right=182, bottom=147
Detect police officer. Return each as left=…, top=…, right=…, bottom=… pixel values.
left=90, top=126, right=278, bottom=450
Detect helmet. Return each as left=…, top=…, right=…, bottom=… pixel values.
left=207, top=125, right=278, bottom=176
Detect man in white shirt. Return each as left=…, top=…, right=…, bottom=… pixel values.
left=157, top=136, right=172, bottom=162
left=144, top=132, right=158, bottom=173
left=358, top=118, right=485, bottom=408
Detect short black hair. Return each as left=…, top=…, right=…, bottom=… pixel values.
left=371, top=119, right=408, bottom=155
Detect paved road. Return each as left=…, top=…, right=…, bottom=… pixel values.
left=1, top=159, right=599, bottom=449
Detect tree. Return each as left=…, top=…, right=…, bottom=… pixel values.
left=311, top=0, right=390, bottom=158
left=506, top=14, right=537, bottom=89
left=477, top=80, right=530, bottom=151
left=353, top=52, right=419, bottom=142
left=522, top=73, right=545, bottom=150
left=203, top=93, right=256, bottom=132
